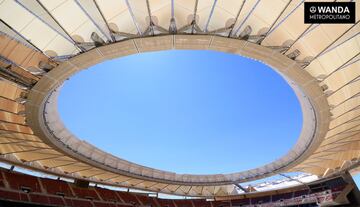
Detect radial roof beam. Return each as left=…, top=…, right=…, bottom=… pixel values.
left=266, top=0, right=305, bottom=36
left=124, top=0, right=142, bottom=35
left=308, top=21, right=359, bottom=65
left=191, top=0, right=199, bottom=34
left=74, top=0, right=113, bottom=42
left=233, top=183, right=248, bottom=193
left=15, top=0, right=75, bottom=45
left=0, top=19, right=42, bottom=53
left=228, top=0, right=246, bottom=37
left=259, top=0, right=292, bottom=44
left=283, top=0, right=338, bottom=53
left=233, top=0, right=261, bottom=37
left=19, top=0, right=83, bottom=53
left=330, top=110, right=360, bottom=131
left=329, top=75, right=360, bottom=100
left=0, top=66, right=33, bottom=89
left=279, top=173, right=309, bottom=188
left=144, top=0, right=154, bottom=36
left=319, top=32, right=360, bottom=59
left=169, top=0, right=176, bottom=33
left=321, top=52, right=360, bottom=82
left=204, top=0, right=217, bottom=32
left=93, top=0, right=115, bottom=41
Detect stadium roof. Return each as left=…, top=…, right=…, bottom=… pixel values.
left=0, top=0, right=359, bottom=197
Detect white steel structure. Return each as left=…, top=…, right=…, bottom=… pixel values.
left=0, top=0, right=359, bottom=197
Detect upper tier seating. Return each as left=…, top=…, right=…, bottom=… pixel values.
left=95, top=187, right=122, bottom=202
left=117, top=191, right=140, bottom=204
left=41, top=178, right=74, bottom=197
left=174, top=199, right=193, bottom=207
left=157, top=198, right=176, bottom=207
left=3, top=170, right=42, bottom=193
left=136, top=194, right=158, bottom=206
left=72, top=185, right=100, bottom=200
left=191, top=199, right=211, bottom=207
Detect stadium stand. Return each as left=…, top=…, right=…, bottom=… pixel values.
left=156, top=198, right=176, bottom=207
left=2, top=170, right=42, bottom=193
left=136, top=194, right=158, bottom=206
left=41, top=178, right=74, bottom=197
left=117, top=191, right=140, bottom=205
left=0, top=167, right=356, bottom=206
left=191, top=199, right=211, bottom=207
left=95, top=187, right=122, bottom=202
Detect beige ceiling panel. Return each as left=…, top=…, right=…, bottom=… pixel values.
left=324, top=64, right=360, bottom=92
left=207, top=6, right=234, bottom=32
left=260, top=0, right=306, bottom=46
left=78, top=169, right=104, bottom=177
left=0, top=122, right=33, bottom=134
left=15, top=151, right=61, bottom=162
left=331, top=97, right=360, bottom=118
left=0, top=131, right=40, bottom=141
left=0, top=97, right=23, bottom=114
left=95, top=0, right=136, bottom=34
left=0, top=0, right=76, bottom=56
left=174, top=0, right=197, bottom=28
left=326, top=124, right=360, bottom=139
left=40, top=0, right=106, bottom=42
left=0, top=111, right=25, bottom=125
left=128, top=0, right=149, bottom=33
left=43, top=35, right=79, bottom=56
left=59, top=163, right=91, bottom=173
left=0, top=0, right=34, bottom=32
left=0, top=81, right=24, bottom=100
left=148, top=0, right=171, bottom=29
left=196, top=0, right=215, bottom=31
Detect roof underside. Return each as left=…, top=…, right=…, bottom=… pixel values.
left=0, top=0, right=359, bottom=197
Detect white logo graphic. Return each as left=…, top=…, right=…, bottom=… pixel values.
left=310, top=6, right=317, bottom=13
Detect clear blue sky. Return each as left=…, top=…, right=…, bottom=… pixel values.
left=58, top=50, right=303, bottom=175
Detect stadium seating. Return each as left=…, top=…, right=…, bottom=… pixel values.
left=3, top=170, right=42, bottom=193
left=96, top=187, right=122, bottom=202
left=136, top=194, right=158, bottom=206
left=191, top=199, right=211, bottom=207
left=41, top=178, right=74, bottom=197
left=0, top=168, right=352, bottom=207
left=72, top=185, right=100, bottom=200
left=231, top=198, right=250, bottom=206
left=174, top=199, right=193, bottom=207
left=117, top=191, right=140, bottom=204
left=157, top=198, right=176, bottom=207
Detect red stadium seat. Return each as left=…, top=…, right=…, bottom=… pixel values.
left=174, top=199, right=193, bottom=207
left=48, top=195, right=66, bottom=206
left=0, top=188, right=21, bottom=200
left=70, top=198, right=94, bottom=207
left=211, top=200, right=230, bottom=207
left=0, top=172, right=5, bottom=187
left=72, top=185, right=100, bottom=200
left=42, top=178, right=74, bottom=197
left=192, top=199, right=211, bottom=207
left=231, top=198, right=250, bottom=206
left=3, top=171, right=42, bottom=193
left=117, top=191, right=140, bottom=204
left=136, top=194, right=158, bottom=206
left=94, top=200, right=112, bottom=207
left=157, top=198, right=176, bottom=207
left=29, top=194, right=50, bottom=205
left=96, top=187, right=122, bottom=202
left=0, top=168, right=352, bottom=207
